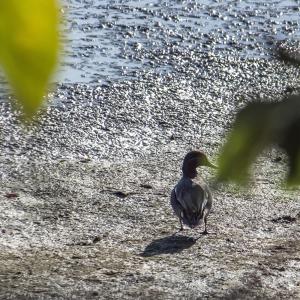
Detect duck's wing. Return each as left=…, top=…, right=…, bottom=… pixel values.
left=175, top=178, right=205, bottom=215
left=170, top=187, right=184, bottom=219
left=201, top=183, right=212, bottom=217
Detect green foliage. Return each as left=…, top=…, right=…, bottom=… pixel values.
left=0, top=0, right=60, bottom=119
left=218, top=95, right=300, bottom=185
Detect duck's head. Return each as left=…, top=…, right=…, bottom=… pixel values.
left=182, top=150, right=217, bottom=178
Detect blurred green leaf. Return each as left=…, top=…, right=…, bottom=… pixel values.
left=0, top=0, right=60, bottom=119
left=218, top=95, right=300, bottom=186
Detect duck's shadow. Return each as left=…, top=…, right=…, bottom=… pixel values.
left=141, top=234, right=198, bottom=257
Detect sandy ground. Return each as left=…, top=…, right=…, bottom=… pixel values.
left=0, top=148, right=299, bottom=299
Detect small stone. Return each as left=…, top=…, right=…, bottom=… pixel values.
left=273, top=156, right=282, bottom=162
left=79, top=158, right=91, bottom=163
left=113, top=191, right=129, bottom=198
left=103, top=270, right=117, bottom=276
left=285, top=86, right=295, bottom=93
left=140, top=184, right=152, bottom=189
left=92, top=236, right=101, bottom=244
left=5, top=192, right=19, bottom=199
left=271, top=215, right=296, bottom=223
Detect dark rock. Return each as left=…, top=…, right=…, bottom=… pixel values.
left=140, top=184, right=152, bottom=189
left=4, top=192, right=19, bottom=199
left=271, top=215, right=297, bottom=224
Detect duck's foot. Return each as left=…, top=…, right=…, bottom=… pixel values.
left=172, top=228, right=184, bottom=236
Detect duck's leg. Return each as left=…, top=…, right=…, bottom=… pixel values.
left=202, top=216, right=208, bottom=235
left=179, top=218, right=183, bottom=231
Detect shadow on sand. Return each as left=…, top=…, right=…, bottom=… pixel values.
left=141, top=234, right=198, bottom=257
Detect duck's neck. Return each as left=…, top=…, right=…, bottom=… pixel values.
left=182, top=160, right=199, bottom=179
left=182, top=170, right=197, bottom=179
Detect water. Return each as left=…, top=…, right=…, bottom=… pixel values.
left=58, top=0, right=300, bottom=84
left=0, top=0, right=300, bottom=165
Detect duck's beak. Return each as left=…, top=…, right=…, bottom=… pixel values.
left=207, top=160, right=218, bottom=169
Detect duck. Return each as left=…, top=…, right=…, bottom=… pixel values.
left=170, top=151, right=216, bottom=234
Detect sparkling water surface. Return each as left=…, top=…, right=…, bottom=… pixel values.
left=0, top=0, right=299, bottom=163
left=59, top=0, right=300, bottom=83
